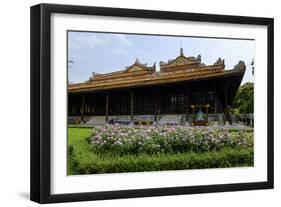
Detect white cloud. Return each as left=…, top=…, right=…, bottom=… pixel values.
left=113, top=34, right=135, bottom=47
left=68, top=32, right=111, bottom=50
left=139, top=49, right=149, bottom=57
left=68, top=32, right=135, bottom=51
left=111, top=47, right=130, bottom=56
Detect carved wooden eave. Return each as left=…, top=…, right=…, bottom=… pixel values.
left=125, top=59, right=156, bottom=72
left=160, top=55, right=201, bottom=70
left=88, top=59, right=156, bottom=83
left=68, top=60, right=246, bottom=93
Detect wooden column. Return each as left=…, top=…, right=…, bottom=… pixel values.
left=130, top=90, right=134, bottom=125
left=185, top=85, right=190, bottom=123
left=80, top=94, right=85, bottom=122
left=105, top=92, right=109, bottom=123
left=224, top=87, right=228, bottom=107
left=224, top=87, right=229, bottom=123
left=158, top=89, right=161, bottom=115
left=191, top=106, right=195, bottom=123
left=213, top=80, right=217, bottom=114
left=153, top=89, right=158, bottom=124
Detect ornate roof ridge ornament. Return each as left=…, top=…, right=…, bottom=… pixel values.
left=123, top=57, right=155, bottom=70
left=160, top=48, right=203, bottom=68
left=214, top=57, right=225, bottom=65
left=180, top=47, right=184, bottom=56
left=88, top=72, right=101, bottom=81
left=159, top=61, right=166, bottom=66
left=134, top=57, right=142, bottom=65
left=160, top=56, right=202, bottom=70
left=234, top=60, right=246, bottom=71
left=92, top=72, right=100, bottom=76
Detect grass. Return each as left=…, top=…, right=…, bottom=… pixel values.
left=67, top=127, right=254, bottom=175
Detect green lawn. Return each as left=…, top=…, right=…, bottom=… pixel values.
left=67, top=127, right=254, bottom=175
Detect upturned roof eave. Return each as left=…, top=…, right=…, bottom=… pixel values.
left=68, top=68, right=245, bottom=94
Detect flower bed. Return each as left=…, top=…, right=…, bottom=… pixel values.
left=90, top=125, right=253, bottom=155
left=68, top=127, right=254, bottom=175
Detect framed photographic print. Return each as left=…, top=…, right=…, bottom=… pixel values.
left=30, top=3, right=274, bottom=203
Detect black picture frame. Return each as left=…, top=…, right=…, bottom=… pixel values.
left=30, top=3, right=274, bottom=204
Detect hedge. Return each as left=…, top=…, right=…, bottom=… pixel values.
left=67, top=127, right=253, bottom=175
left=69, top=148, right=253, bottom=174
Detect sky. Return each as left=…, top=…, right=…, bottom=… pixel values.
left=68, top=31, right=254, bottom=85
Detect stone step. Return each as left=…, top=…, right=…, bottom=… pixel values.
left=85, top=116, right=106, bottom=125
left=134, top=115, right=154, bottom=121
left=108, top=116, right=130, bottom=124
left=159, top=115, right=183, bottom=125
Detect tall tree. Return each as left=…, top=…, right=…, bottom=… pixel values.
left=233, top=82, right=254, bottom=114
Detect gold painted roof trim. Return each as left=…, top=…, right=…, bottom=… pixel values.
left=69, top=60, right=246, bottom=93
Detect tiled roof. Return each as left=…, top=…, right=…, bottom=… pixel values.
left=68, top=55, right=246, bottom=93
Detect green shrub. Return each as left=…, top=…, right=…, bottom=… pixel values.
left=90, top=125, right=253, bottom=155
left=69, top=147, right=253, bottom=174
left=68, top=127, right=254, bottom=175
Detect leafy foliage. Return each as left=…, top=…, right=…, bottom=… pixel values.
left=90, top=125, right=253, bottom=155
left=68, top=127, right=254, bottom=175
left=70, top=147, right=253, bottom=174
left=233, top=82, right=254, bottom=114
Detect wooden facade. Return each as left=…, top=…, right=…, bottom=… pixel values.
left=68, top=50, right=246, bottom=124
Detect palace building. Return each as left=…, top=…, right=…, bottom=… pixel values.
left=68, top=48, right=246, bottom=126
